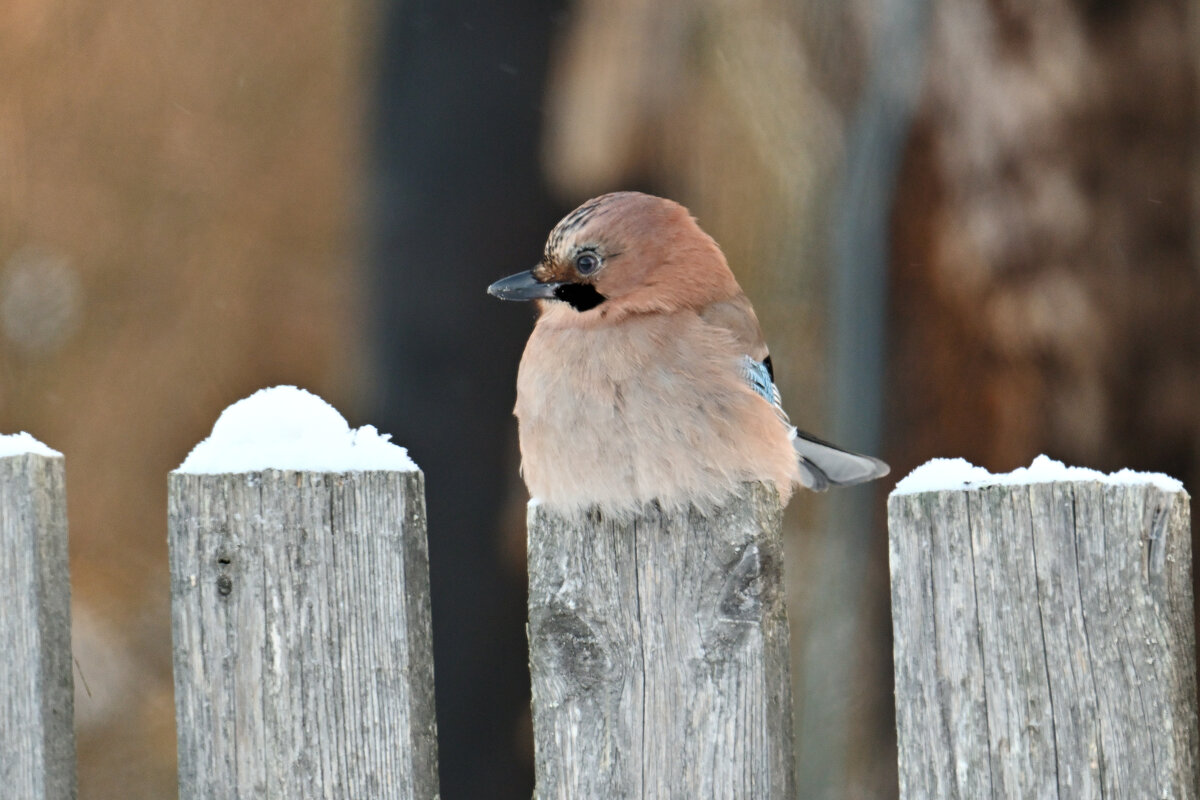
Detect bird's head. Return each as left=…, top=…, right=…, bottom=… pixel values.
left=488, top=192, right=740, bottom=319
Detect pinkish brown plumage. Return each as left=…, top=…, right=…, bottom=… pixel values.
left=489, top=191, right=888, bottom=515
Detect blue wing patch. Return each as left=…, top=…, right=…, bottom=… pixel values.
left=740, top=355, right=790, bottom=428
left=740, top=356, right=776, bottom=403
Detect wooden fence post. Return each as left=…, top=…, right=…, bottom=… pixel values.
left=0, top=448, right=76, bottom=800
left=526, top=481, right=796, bottom=799
left=888, top=476, right=1197, bottom=798
left=169, top=468, right=439, bottom=799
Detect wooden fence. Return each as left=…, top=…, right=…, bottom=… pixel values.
left=1, top=453, right=74, bottom=800
left=889, top=478, right=1197, bottom=798
left=1, top=447, right=1195, bottom=799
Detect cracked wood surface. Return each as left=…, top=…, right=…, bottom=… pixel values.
left=526, top=482, right=796, bottom=799
left=889, top=481, right=1197, bottom=799
left=168, top=469, right=439, bottom=799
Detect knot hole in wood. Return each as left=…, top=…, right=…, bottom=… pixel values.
left=529, top=603, right=623, bottom=695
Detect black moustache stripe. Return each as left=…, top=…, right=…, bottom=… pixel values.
left=553, top=283, right=606, bottom=312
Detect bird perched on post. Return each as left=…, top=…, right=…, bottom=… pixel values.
left=488, top=191, right=889, bottom=516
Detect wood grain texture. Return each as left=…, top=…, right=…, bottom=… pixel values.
left=0, top=453, right=76, bottom=800
left=527, top=481, right=795, bottom=799
left=889, top=481, right=1197, bottom=799
left=169, top=469, right=439, bottom=799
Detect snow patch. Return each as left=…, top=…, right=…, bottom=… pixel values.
left=892, top=454, right=1184, bottom=496
left=0, top=432, right=60, bottom=459
left=177, top=386, right=416, bottom=474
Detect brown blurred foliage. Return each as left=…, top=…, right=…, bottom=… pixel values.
left=892, top=0, right=1200, bottom=484
left=0, top=1, right=365, bottom=796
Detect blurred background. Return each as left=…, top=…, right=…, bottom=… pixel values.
left=1, top=0, right=1196, bottom=797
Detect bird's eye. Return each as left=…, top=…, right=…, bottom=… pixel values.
left=575, top=252, right=600, bottom=275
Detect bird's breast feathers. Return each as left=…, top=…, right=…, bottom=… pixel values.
left=514, top=309, right=799, bottom=514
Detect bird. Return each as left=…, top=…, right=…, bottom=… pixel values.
left=488, top=191, right=889, bottom=516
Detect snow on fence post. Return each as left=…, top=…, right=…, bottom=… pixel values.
left=887, top=457, right=1198, bottom=799
left=526, top=481, right=796, bottom=799
left=0, top=437, right=76, bottom=800
left=168, top=388, right=439, bottom=799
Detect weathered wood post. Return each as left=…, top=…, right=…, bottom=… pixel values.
left=0, top=438, right=76, bottom=800
left=526, top=481, right=796, bottom=799
left=168, top=387, right=439, bottom=799
left=888, top=459, right=1197, bottom=798
left=169, top=469, right=439, bottom=799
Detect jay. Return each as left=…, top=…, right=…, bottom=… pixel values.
left=489, top=191, right=889, bottom=515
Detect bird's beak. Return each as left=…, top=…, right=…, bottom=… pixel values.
left=487, top=269, right=561, bottom=301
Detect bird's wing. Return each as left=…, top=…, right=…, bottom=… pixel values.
left=699, top=295, right=769, bottom=361
left=738, top=353, right=889, bottom=490
left=703, top=295, right=890, bottom=491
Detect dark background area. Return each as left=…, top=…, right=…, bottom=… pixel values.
left=365, top=2, right=564, bottom=796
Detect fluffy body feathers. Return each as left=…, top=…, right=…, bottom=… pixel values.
left=489, top=192, right=888, bottom=515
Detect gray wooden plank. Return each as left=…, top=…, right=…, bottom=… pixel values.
left=527, top=482, right=796, bottom=799
left=169, top=469, right=439, bottom=799
left=889, top=480, right=1196, bottom=799
left=0, top=452, right=76, bottom=800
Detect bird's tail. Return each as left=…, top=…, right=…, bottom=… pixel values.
left=791, top=429, right=890, bottom=492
